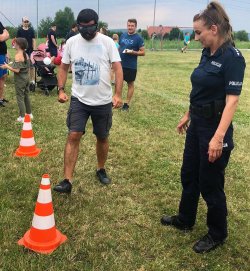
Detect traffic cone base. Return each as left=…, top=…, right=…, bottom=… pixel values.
left=15, top=147, right=41, bottom=157
left=18, top=228, right=67, bottom=254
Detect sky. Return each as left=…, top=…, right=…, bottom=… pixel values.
left=1, top=0, right=250, bottom=32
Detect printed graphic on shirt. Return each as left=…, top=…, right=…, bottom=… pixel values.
left=121, top=38, right=134, bottom=46
left=75, top=58, right=100, bottom=86
left=74, top=44, right=101, bottom=86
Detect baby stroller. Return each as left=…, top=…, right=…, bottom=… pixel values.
left=30, top=50, right=58, bottom=95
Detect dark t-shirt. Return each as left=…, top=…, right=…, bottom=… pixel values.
left=190, top=44, right=246, bottom=106
left=48, top=29, right=57, bottom=49
left=119, top=32, right=144, bottom=69
left=16, top=27, right=35, bottom=55
left=65, top=30, right=77, bottom=41
left=0, top=22, right=7, bottom=55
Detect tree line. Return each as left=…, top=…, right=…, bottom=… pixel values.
left=4, top=6, right=250, bottom=42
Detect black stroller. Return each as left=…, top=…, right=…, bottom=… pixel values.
left=30, top=50, right=58, bottom=95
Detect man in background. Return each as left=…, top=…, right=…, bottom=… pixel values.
left=47, top=23, right=58, bottom=63
left=16, top=16, right=36, bottom=91
left=119, top=18, right=145, bottom=111
left=65, top=23, right=78, bottom=41
left=181, top=32, right=190, bottom=53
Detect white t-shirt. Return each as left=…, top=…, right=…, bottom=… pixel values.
left=62, top=33, right=121, bottom=106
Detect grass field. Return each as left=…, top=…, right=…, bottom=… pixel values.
left=0, top=49, right=249, bottom=271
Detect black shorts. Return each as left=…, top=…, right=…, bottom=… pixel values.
left=122, top=67, right=137, bottom=83
left=67, top=96, right=112, bottom=139
left=49, top=47, right=58, bottom=57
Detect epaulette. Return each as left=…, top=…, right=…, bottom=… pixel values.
left=228, top=46, right=242, bottom=58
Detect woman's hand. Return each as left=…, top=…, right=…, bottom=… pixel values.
left=208, top=135, right=223, bottom=163
left=177, top=111, right=190, bottom=134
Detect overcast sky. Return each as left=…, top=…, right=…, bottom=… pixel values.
left=1, top=0, right=250, bottom=32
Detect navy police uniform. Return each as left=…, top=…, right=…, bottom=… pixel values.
left=178, top=43, right=245, bottom=241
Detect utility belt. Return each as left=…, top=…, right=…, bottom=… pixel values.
left=190, top=100, right=225, bottom=119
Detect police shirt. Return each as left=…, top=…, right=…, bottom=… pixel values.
left=190, top=43, right=246, bottom=106
left=0, top=22, right=7, bottom=55
left=119, top=32, right=144, bottom=70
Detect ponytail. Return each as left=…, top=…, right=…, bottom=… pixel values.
left=193, top=1, right=234, bottom=46
left=23, top=51, right=27, bottom=64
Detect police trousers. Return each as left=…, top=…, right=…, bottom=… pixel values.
left=178, top=114, right=233, bottom=241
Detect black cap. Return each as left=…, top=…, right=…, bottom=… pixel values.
left=77, top=9, right=99, bottom=24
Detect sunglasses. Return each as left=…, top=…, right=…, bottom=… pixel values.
left=23, top=20, right=29, bottom=23
left=78, top=24, right=97, bottom=32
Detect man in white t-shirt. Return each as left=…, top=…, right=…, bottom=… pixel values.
left=54, top=9, right=123, bottom=193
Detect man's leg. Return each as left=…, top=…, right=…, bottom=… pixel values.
left=64, top=132, right=83, bottom=180
left=126, top=81, right=135, bottom=104
left=53, top=132, right=83, bottom=193
left=0, top=55, right=7, bottom=103
left=92, top=103, right=112, bottom=184
left=96, top=136, right=111, bottom=184
left=0, top=76, right=5, bottom=100
left=0, top=74, right=7, bottom=106
left=96, top=137, right=109, bottom=169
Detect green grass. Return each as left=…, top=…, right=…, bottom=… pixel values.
left=144, top=39, right=250, bottom=50
left=0, top=50, right=249, bottom=271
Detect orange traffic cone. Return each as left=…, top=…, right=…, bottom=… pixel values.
left=18, top=174, right=67, bottom=254
left=15, top=114, right=41, bottom=157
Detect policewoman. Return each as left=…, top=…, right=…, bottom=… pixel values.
left=161, top=1, right=246, bottom=253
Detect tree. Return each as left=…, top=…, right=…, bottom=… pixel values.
left=141, top=30, right=149, bottom=40
left=235, top=30, right=249, bottom=41
left=5, top=26, right=18, bottom=38
left=38, top=17, right=53, bottom=38
left=163, top=33, right=170, bottom=40
left=169, top=27, right=183, bottom=40
left=54, top=7, right=75, bottom=38
left=98, top=21, right=108, bottom=31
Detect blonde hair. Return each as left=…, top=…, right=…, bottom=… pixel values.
left=193, top=1, right=234, bottom=45
left=112, top=34, right=119, bottom=41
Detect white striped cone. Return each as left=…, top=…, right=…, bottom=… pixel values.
left=15, top=114, right=41, bottom=157
left=18, top=174, right=67, bottom=254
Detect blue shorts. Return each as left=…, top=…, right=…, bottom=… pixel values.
left=0, top=55, right=7, bottom=78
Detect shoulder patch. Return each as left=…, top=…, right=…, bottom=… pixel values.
left=228, top=46, right=242, bottom=57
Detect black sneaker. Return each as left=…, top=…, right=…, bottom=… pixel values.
left=193, top=234, right=225, bottom=253
left=121, top=103, right=129, bottom=111
left=2, top=98, right=9, bottom=103
left=161, top=215, right=193, bottom=231
left=0, top=100, right=5, bottom=107
left=53, top=179, right=72, bottom=193
left=96, top=168, right=111, bottom=185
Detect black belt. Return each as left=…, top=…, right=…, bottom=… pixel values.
left=190, top=100, right=225, bottom=119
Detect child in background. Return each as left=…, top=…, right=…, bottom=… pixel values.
left=111, top=34, right=119, bottom=85
left=181, top=32, right=190, bottom=53
left=0, top=38, right=33, bottom=122
left=112, top=33, right=119, bottom=49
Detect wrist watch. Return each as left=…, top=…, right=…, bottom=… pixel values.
left=58, top=86, right=65, bottom=91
